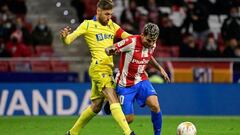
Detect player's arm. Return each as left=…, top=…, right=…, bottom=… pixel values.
left=60, top=21, right=87, bottom=45
left=105, top=45, right=118, bottom=56
left=106, top=38, right=134, bottom=56
left=60, top=26, right=72, bottom=45
left=115, top=27, right=132, bottom=39
left=149, top=56, right=170, bottom=82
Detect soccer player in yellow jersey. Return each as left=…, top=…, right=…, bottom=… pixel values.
left=60, top=0, right=135, bottom=135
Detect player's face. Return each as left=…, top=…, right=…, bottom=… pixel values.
left=97, top=8, right=113, bottom=26
left=141, top=34, right=157, bottom=48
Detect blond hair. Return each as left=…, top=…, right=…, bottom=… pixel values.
left=97, top=0, right=114, bottom=10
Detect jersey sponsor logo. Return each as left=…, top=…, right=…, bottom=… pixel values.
left=96, top=33, right=114, bottom=41
left=131, top=58, right=149, bottom=64
left=0, top=89, right=93, bottom=116
left=0, top=83, right=109, bottom=116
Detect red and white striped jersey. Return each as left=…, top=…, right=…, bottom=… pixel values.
left=114, top=35, right=155, bottom=87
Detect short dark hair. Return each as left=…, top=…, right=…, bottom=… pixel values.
left=97, top=0, right=114, bottom=10
left=143, top=23, right=159, bottom=39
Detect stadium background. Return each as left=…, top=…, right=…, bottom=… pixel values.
left=0, top=0, right=240, bottom=134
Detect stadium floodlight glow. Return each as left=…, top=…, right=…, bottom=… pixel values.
left=56, top=2, right=61, bottom=7
left=63, top=10, right=69, bottom=16
left=70, top=19, right=76, bottom=24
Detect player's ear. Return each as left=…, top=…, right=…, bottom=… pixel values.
left=97, top=8, right=101, bottom=15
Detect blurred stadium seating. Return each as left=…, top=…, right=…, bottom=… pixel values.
left=9, top=61, right=31, bottom=72
left=31, top=61, right=51, bottom=72
left=0, top=61, right=9, bottom=72
left=0, top=0, right=239, bottom=83
left=51, top=60, right=70, bottom=72
left=34, top=46, right=54, bottom=57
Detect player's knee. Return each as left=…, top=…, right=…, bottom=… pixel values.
left=102, top=88, right=118, bottom=104
left=150, top=105, right=161, bottom=113
left=91, top=104, right=102, bottom=113
left=126, top=115, right=134, bottom=124
left=91, top=100, right=103, bottom=113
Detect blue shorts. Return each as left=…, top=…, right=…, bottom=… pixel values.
left=116, top=80, right=157, bottom=115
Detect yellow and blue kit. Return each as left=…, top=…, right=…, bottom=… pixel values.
left=63, top=16, right=130, bottom=100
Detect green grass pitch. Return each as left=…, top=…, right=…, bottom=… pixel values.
left=0, top=116, right=240, bottom=135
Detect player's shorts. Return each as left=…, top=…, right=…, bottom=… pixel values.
left=88, top=60, right=114, bottom=100
left=116, top=80, right=157, bottom=115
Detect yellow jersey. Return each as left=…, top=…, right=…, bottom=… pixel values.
left=64, top=16, right=130, bottom=67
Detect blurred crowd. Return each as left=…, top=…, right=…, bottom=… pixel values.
left=0, top=0, right=53, bottom=58
left=72, top=0, right=240, bottom=58
left=1, top=0, right=240, bottom=59
left=0, top=0, right=239, bottom=82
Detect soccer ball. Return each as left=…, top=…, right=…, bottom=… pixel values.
left=177, top=121, right=197, bottom=135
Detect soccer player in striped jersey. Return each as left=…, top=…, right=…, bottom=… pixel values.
left=60, top=0, right=135, bottom=135
left=106, top=23, right=170, bottom=135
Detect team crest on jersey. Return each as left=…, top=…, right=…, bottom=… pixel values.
left=117, top=40, right=125, bottom=47
left=96, top=33, right=114, bottom=41
left=117, top=39, right=129, bottom=47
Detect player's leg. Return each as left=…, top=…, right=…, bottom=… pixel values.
left=69, top=98, right=104, bottom=135
left=102, top=87, right=134, bottom=135
left=103, top=100, right=111, bottom=115
left=95, top=68, right=135, bottom=135
left=67, top=75, right=104, bottom=135
left=125, top=114, right=134, bottom=124
left=116, top=85, right=136, bottom=124
left=135, top=80, right=162, bottom=135
left=146, top=95, right=162, bottom=135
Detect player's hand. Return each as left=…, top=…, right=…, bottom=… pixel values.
left=105, top=46, right=117, bottom=55
left=163, top=74, right=170, bottom=83
left=161, top=71, right=170, bottom=83
left=60, top=26, right=71, bottom=38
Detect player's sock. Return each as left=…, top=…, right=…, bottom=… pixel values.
left=151, top=111, right=162, bottom=135
left=110, top=103, right=132, bottom=135
left=70, top=106, right=96, bottom=135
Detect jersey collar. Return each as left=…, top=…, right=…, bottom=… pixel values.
left=93, top=16, right=97, bottom=21
left=93, top=15, right=112, bottom=25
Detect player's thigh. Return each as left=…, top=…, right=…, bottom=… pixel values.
left=117, top=86, right=135, bottom=115
left=146, top=95, right=161, bottom=112
left=90, top=79, right=103, bottom=100
left=135, top=80, right=157, bottom=107
left=90, top=71, right=114, bottom=100
left=89, top=63, right=114, bottom=91
left=102, top=87, right=119, bottom=103
left=119, top=94, right=135, bottom=115
left=97, top=73, right=116, bottom=102
left=91, top=98, right=104, bottom=113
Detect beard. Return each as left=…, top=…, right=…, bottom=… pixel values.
left=98, top=15, right=108, bottom=26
